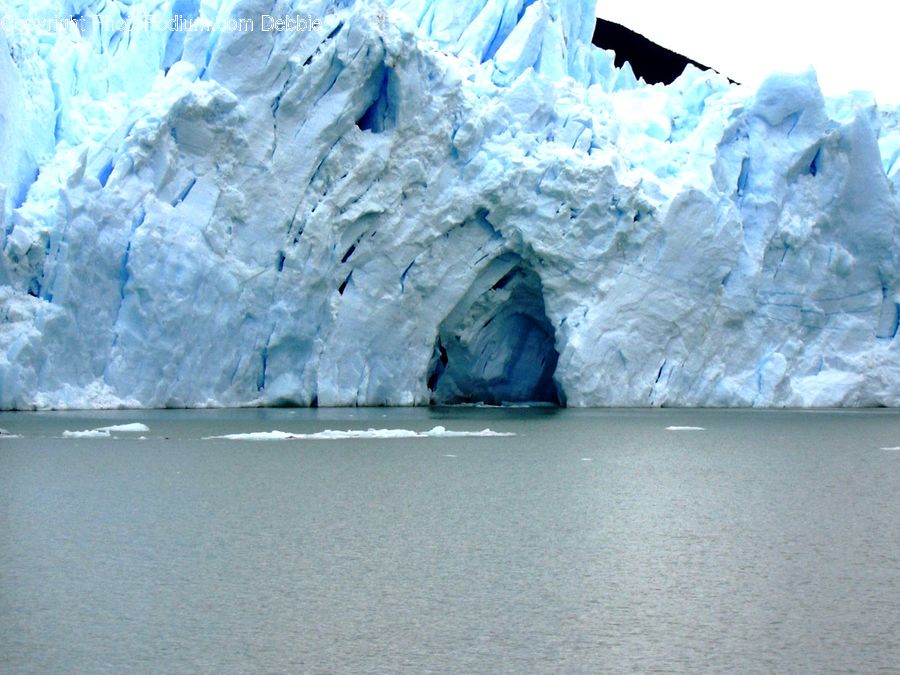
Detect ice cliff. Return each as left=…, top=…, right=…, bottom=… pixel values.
left=0, top=0, right=898, bottom=409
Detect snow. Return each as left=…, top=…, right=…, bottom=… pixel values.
left=205, top=426, right=516, bottom=440
left=0, top=0, right=898, bottom=410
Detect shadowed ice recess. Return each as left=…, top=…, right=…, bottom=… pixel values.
left=428, top=254, right=563, bottom=405
left=0, top=0, right=898, bottom=409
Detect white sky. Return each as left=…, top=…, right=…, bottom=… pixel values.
left=596, top=1, right=900, bottom=105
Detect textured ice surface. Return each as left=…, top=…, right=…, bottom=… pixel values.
left=0, top=0, right=898, bottom=409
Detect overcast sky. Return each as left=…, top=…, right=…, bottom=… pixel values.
left=596, top=1, right=900, bottom=105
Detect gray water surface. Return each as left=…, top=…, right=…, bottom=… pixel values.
left=1, top=408, right=898, bottom=672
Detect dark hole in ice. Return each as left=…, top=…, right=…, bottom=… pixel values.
left=427, top=262, right=564, bottom=406
left=491, top=268, right=517, bottom=291
left=356, top=65, right=397, bottom=133
left=338, top=271, right=352, bottom=295
left=809, top=147, right=821, bottom=176
left=27, top=277, right=41, bottom=297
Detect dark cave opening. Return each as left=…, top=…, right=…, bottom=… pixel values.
left=427, top=261, right=564, bottom=406
left=356, top=65, right=397, bottom=133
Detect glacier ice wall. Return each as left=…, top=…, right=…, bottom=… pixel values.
left=0, top=0, right=898, bottom=409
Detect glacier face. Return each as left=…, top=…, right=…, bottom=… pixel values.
left=0, top=0, right=898, bottom=409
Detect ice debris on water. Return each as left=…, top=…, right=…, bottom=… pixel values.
left=62, top=429, right=112, bottom=438
left=62, top=423, right=150, bottom=437
left=205, top=426, right=515, bottom=440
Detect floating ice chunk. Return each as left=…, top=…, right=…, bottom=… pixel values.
left=665, top=426, right=707, bottom=431
left=62, top=429, right=112, bottom=438
left=581, top=457, right=593, bottom=461
left=205, top=426, right=515, bottom=440
left=61, top=422, right=149, bottom=437
left=205, top=430, right=299, bottom=441
left=422, top=426, right=515, bottom=437
left=96, top=423, right=150, bottom=433
left=880, top=446, right=900, bottom=451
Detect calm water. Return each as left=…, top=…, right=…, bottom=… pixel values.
left=1, top=407, right=898, bottom=672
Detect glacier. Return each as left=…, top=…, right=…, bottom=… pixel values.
left=0, top=0, right=898, bottom=409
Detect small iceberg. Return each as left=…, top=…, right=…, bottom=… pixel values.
left=62, top=429, right=111, bottom=438
left=423, top=426, right=515, bottom=438
left=665, top=426, right=706, bottom=431
left=204, top=426, right=515, bottom=441
left=96, top=423, right=150, bottom=433
left=62, top=423, right=150, bottom=438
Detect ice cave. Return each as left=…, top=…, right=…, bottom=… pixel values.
left=427, top=255, right=563, bottom=405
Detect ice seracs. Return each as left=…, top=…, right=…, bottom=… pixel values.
left=0, top=0, right=898, bottom=409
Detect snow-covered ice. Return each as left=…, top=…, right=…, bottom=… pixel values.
left=0, top=0, right=898, bottom=409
